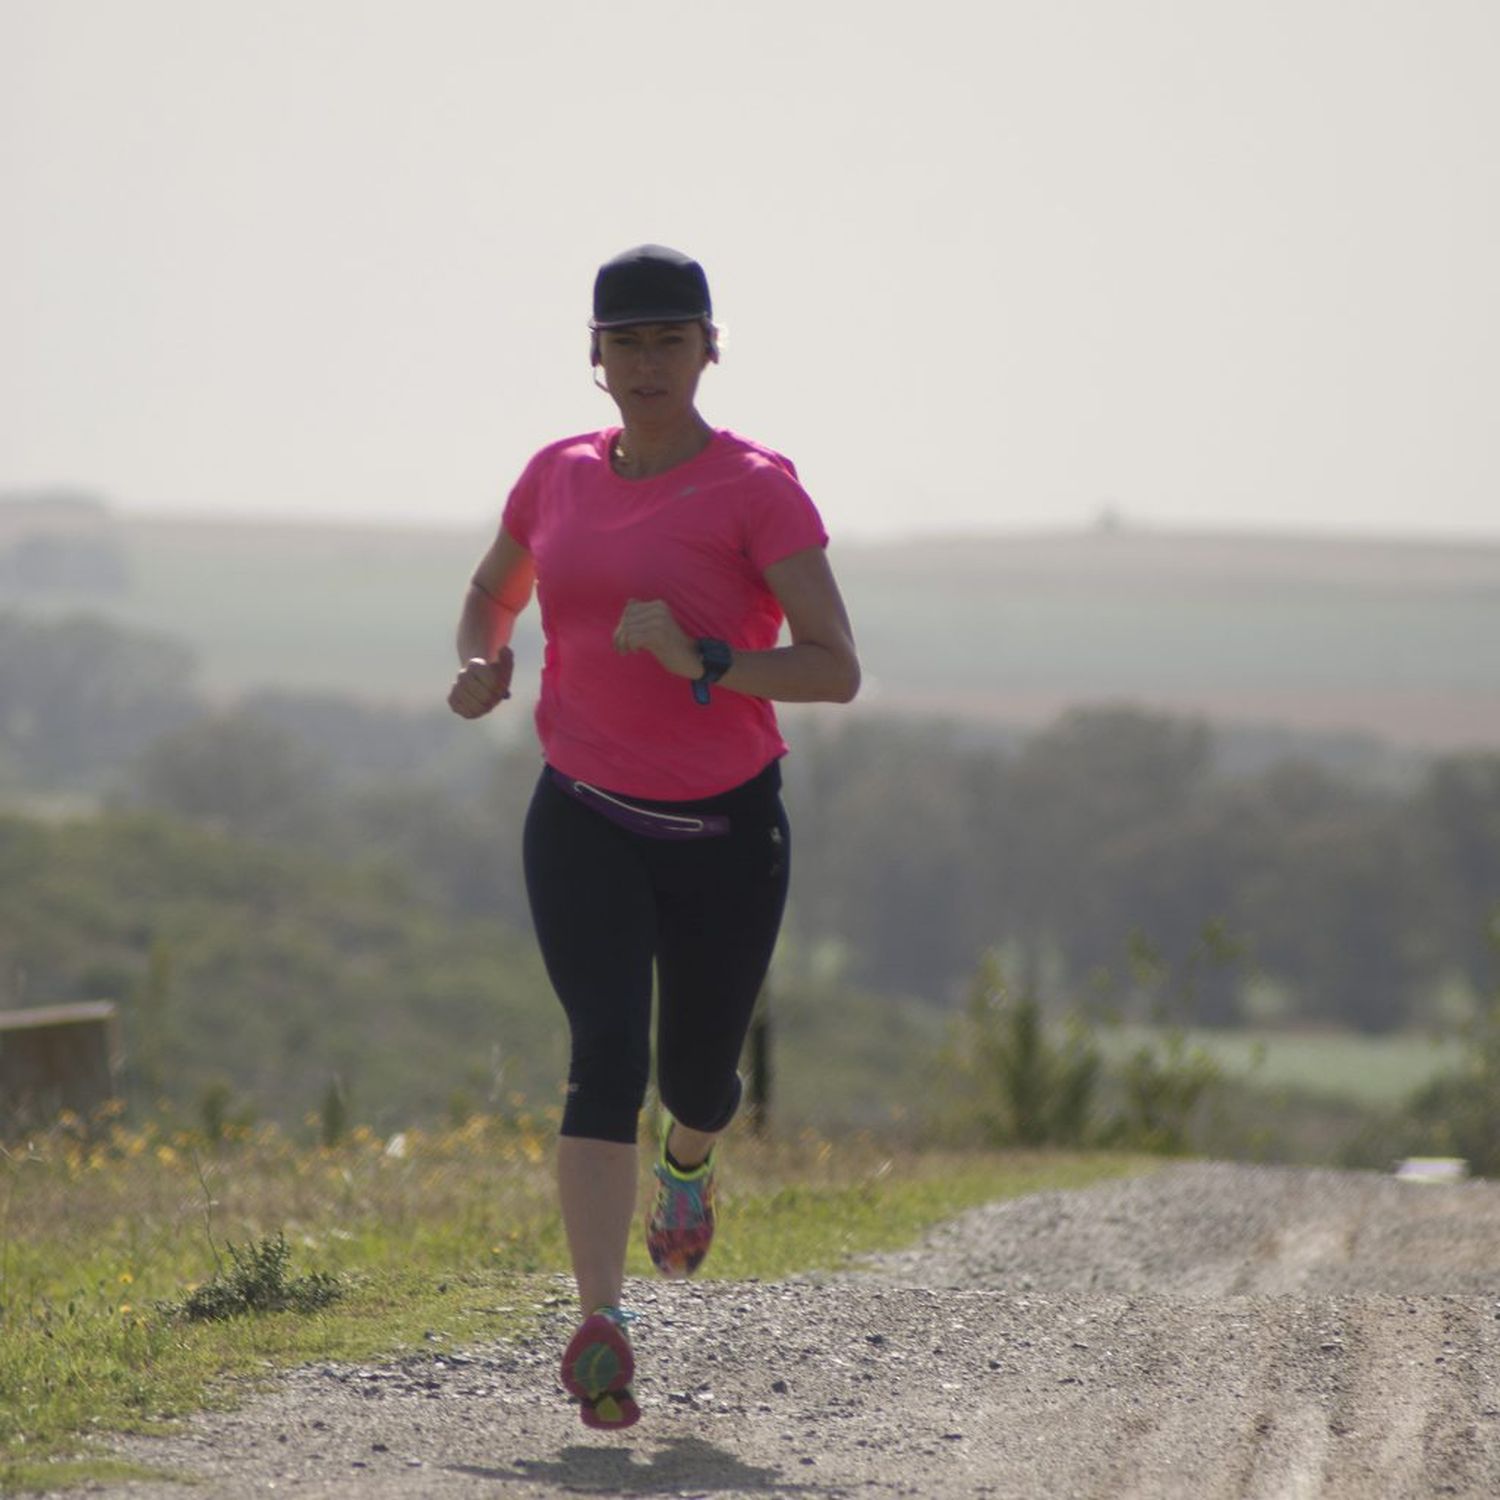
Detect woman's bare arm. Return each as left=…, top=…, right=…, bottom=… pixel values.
left=448, top=528, right=536, bottom=719
left=611, top=546, right=860, bottom=704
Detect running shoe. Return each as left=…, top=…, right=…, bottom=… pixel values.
left=645, top=1115, right=717, bottom=1279
left=559, top=1305, right=639, bottom=1430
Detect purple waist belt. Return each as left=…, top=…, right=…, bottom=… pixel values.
left=547, top=767, right=731, bottom=840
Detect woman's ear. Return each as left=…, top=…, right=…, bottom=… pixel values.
left=589, top=332, right=602, bottom=366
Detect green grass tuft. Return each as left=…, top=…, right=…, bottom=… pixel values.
left=167, top=1232, right=343, bottom=1322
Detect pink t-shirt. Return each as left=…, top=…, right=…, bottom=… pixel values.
left=501, top=427, right=829, bottom=799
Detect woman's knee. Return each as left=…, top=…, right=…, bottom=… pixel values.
left=658, top=1070, right=743, bottom=1135
left=561, top=1036, right=650, bottom=1143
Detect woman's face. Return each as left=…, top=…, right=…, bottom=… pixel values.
left=595, top=322, right=713, bottom=422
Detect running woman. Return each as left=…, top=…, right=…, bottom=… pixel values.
left=448, top=244, right=860, bottom=1430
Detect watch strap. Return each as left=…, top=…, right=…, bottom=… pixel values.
left=692, top=638, right=733, bottom=705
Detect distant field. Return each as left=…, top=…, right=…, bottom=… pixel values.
left=4, top=514, right=1499, bottom=750
left=844, top=529, right=1500, bottom=750
left=1099, top=1025, right=1463, bottom=1108
left=84, top=518, right=501, bottom=710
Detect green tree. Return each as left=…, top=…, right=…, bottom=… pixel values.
left=1000, top=707, right=1214, bottom=991
left=783, top=717, right=1005, bottom=995
left=1238, top=796, right=1438, bottom=1032
left=1419, top=754, right=1500, bottom=996
left=0, top=809, right=561, bottom=1129
left=130, top=713, right=335, bottom=843
left=0, top=612, right=198, bottom=785
left=1403, top=914, right=1500, bottom=1176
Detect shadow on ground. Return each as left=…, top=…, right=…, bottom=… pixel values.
left=446, top=1434, right=822, bottom=1494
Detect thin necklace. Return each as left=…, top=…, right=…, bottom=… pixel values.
left=612, top=427, right=709, bottom=478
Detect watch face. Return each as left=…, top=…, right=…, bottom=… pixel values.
left=698, top=638, right=732, bottom=675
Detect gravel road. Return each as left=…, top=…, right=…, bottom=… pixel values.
left=45, top=1162, right=1500, bottom=1498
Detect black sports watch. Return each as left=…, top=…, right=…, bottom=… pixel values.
left=692, top=638, right=733, bottom=705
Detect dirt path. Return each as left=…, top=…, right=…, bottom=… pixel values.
left=41, top=1163, right=1500, bottom=1498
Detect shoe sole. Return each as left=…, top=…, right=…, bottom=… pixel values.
left=581, top=1386, right=641, bottom=1430
left=560, top=1313, right=635, bottom=1405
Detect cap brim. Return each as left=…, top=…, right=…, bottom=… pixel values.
left=590, top=310, right=707, bottom=329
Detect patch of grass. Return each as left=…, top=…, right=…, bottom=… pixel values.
left=0, top=1459, right=183, bottom=1494
left=0, top=1111, right=563, bottom=1485
left=696, top=1145, right=1145, bottom=1282
left=0, top=1110, right=1146, bottom=1492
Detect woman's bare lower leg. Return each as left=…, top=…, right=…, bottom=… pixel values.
left=666, top=1121, right=718, bottom=1170
left=556, top=1136, right=638, bottom=1313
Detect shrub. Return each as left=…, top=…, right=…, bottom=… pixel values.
left=950, top=953, right=1101, bottom=1147
left=169, top=1233, right=343, bottom=1322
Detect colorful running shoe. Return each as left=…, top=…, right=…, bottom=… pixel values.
left=645, top=1116, right=717, bottom=1279
left=559, top=1305, right=639, bottom=1430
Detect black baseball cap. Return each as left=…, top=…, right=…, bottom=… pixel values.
left=591, top=244, right=712, bottom=329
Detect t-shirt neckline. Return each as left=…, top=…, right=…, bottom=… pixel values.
left=601, top=427, right=724, bottom=485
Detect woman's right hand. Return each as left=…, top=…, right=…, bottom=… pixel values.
left=448, top=648, right=514, bottom=719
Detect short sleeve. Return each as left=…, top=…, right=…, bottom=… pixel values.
left=500, top=449, right=547, bottom=550
left=742, top=468, right=830, bottom=574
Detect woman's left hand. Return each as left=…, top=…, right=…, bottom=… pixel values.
left=613, top=599, right=701, bottom=679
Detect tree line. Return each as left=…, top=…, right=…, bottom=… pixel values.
left=784, top=708, right=1499, bottom=1031
left=4, top=609, right=1499, bottom=1039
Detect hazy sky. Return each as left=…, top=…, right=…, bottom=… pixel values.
left=4, top=1, right=1497, bottom=542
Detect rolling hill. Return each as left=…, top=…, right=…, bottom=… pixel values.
left=3, top=501, right=1498, bottom=752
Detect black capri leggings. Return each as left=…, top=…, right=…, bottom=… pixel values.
left=522, top=760, right=791, bottom=1144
